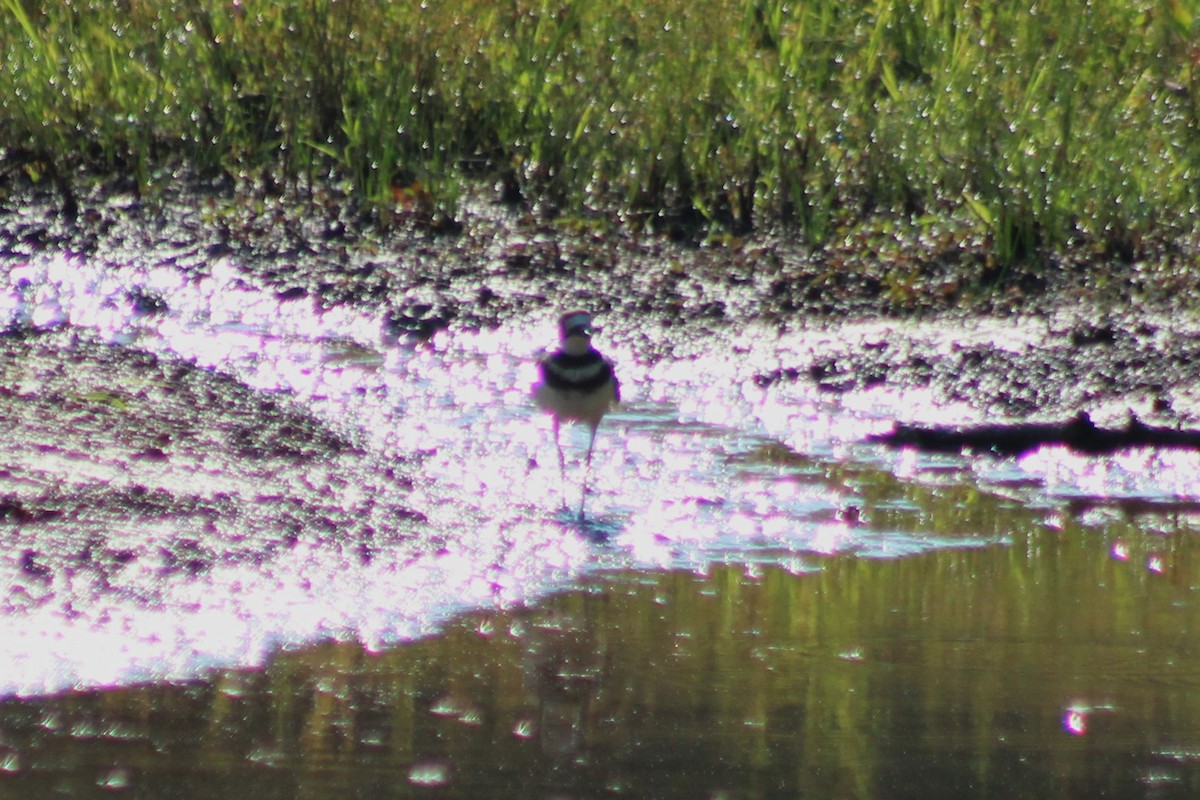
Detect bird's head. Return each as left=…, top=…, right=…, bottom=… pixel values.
left=559, top=310, right=593, bottom=340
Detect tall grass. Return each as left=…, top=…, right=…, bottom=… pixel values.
left=2, top=0, right=1198, bottom=265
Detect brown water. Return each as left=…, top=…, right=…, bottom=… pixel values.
left=3, top=484, right=1198, bottom=799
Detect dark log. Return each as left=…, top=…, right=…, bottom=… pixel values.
left=868, top=411, right=1200, bottom=456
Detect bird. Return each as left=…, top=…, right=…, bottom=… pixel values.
left=533, top=310, right=620, bottom=519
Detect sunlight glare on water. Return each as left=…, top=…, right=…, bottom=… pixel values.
left=4, top=253, right=1200, bottom=694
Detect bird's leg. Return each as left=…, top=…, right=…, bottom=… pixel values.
left=579, top=423, right=598, bottom=521
left=553, top=417, right=568, bottom=510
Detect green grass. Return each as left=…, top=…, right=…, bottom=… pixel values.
left=2, top=0, right=1199, bottom=266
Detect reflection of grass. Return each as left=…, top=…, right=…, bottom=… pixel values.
left=7, top=517, right=1200, bottom=797
left=3, top=1, right=1197, bottom=266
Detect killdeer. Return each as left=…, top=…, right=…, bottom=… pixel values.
left=533, top=310, right=620, bottom=518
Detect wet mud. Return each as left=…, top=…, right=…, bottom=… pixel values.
left=5, top=178, right=1200, bottom=423
left=0, top=331, right=428, bottom=665
left=4, top=180, right=1200, bottom=557
left=771, top=313, right=1200, bottom=424
left=3, top=179, right=1200, bottom=691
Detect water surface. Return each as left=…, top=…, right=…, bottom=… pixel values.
left=4, top=520, right=1200, bottom=798
left=3, top=253, right=1200, bottom=797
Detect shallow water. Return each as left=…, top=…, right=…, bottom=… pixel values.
left=3, top=252, right=1200, bottom=797
left=5, top=536, right=1200, bottom=799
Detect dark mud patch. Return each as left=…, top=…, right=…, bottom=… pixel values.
left=0, top=330, right=426, bottom=610
left=871, top=411, right=1200, bottom=456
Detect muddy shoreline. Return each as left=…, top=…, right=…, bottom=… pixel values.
left=0, top=330, right=431, bottom=618
left=3, top=177, right=1200, bottom=692
left=5, top=181, right=1200, bottom=561
left=5, top=178, right=1200, bottom=425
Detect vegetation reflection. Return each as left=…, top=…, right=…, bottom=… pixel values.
left=3, top=480, right=1200, bottom=798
